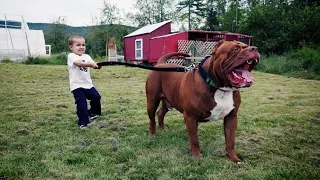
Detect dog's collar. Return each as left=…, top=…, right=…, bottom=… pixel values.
left=198, top=55, right=218, bottom=88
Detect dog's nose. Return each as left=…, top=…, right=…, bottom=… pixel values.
left=250, top=46, right=258, bottom=52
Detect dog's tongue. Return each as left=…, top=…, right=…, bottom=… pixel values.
left=241, top=70, right=253, bottom=82
left=233, top=69, right=254, bottom=82
left=228, top=68, right=255, bottom=87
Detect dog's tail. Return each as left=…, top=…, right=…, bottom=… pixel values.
left=157, top=52, right=191, bottom=64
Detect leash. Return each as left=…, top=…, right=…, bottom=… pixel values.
left=98, top=57, right=221, bottom=89
left=97, top=61, right=188, bottom=72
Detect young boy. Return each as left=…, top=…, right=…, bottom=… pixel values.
left=67, top=35, right=102, bottom=129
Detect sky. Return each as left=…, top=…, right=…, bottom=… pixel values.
left=0, top=0, right=135, bottom=26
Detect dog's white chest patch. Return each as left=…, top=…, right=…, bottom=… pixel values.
left=205, top=90, right=234, bottom=121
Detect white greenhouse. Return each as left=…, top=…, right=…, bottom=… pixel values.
left=0, top=13, right=49, bottom=61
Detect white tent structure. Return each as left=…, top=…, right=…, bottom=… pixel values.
left=0, top=13, right=47, bottom=61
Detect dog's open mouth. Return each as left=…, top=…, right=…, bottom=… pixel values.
left=227, top=58, right=259, bottom=88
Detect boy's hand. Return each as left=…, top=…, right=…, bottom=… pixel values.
left=94, top=66, right=102, bottom=69
left=91, top=62, right=101, bottom=69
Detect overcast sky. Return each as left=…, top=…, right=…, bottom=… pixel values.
left=0, top=0, right=134, bottom=26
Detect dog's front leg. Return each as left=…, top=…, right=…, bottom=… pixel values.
left=224, top=114, right=241, bottom=163
left=184, top=113, right=201, bottom=157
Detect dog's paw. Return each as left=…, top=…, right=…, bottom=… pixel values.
left=227, top=154, right=242, bottom=164
left=158, top=124, right=168, bottom=129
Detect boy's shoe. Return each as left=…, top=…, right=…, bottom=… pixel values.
left=89, top=114, right=99, bottom=121
left=79, top=125, right=88, bottom=129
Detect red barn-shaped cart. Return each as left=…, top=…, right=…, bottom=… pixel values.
left=124, top=21, right=252, bottom=65
left=124, top=20, right=171, bottom=62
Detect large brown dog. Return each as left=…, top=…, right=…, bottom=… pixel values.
left=145, top=40, right=260, bottom=163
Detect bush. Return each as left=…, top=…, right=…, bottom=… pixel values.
left=288, top=47, right=320, bottom=74
left=25, top=56, right=49, bottom=64
left=50, top=53, right=67, bottom=65
left=24, top=54, right=67, bottom=65
left=0, top=58, right=13, bottom=63
left=255, top=54, right=302, bottom=74
left=256, top=46, right=320, bottom=80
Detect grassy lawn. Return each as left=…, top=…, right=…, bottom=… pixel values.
left=0, top=63, right=319, bottom=179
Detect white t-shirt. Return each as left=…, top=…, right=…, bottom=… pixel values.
left=68, top=53, right=94, bottom=91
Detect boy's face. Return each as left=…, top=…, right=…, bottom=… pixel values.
left=69, top=38, right=86, bottom=56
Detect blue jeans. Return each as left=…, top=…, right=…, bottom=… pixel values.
left=72, top=87, right=101, bottom=126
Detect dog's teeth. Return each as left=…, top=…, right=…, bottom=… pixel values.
left=232, top=72, right=238, bottom=78
left=247, top=60, right=252, bottom=64
left=232, top=72, right=241, bottom=79
left=255, top=59, right=258, bottom=63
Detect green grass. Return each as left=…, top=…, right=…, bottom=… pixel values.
left=0, top=63, right=320, bottom=179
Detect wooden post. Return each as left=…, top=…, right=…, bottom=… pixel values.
left=107, top=37, right=117, bottom=61
left=21, top=15, right=31, bottom=57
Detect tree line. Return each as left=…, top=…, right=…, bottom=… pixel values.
left=46, top=0, right=320, bottom=57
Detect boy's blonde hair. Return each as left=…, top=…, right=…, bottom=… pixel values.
left=68, top=35, right=85, bottom=45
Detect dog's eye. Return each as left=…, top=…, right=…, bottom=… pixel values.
left=233, top=47, right=239, bottom=52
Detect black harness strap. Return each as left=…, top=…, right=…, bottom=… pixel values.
left=97, top=61, right=186, bottom=72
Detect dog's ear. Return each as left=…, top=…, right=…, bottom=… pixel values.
left=212, top=40, right=225, bottom=55
left=234, top=40, right=248, bottom=47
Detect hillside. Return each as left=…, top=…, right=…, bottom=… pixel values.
left=28, top=22, right=87, bottom=36
left=27, top=22, right=135, bottom=37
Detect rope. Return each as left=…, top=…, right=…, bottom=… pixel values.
left=97, top=61, right=187, bottom=72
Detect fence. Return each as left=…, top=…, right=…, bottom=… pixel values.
left=167, top=40, right=217, bottom=66
left=0, top=49, right=26, bottom=60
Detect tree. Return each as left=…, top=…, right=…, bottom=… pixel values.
left=216, top=0, right=245, bottom=32
left=99, top=1, right=122, bottom=25
left=176, top=0, right=207, bottom=30
left=129, top=0, right=177, bottom=27
left=85, top=1, right=134, bottom=57
left=85, top=26, right=109, bottom=57
left=201, top=0, right=220, bottom=31
left=238, top=0, right=320, bottom=54
left=45, top=16, right=69, bottom=53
